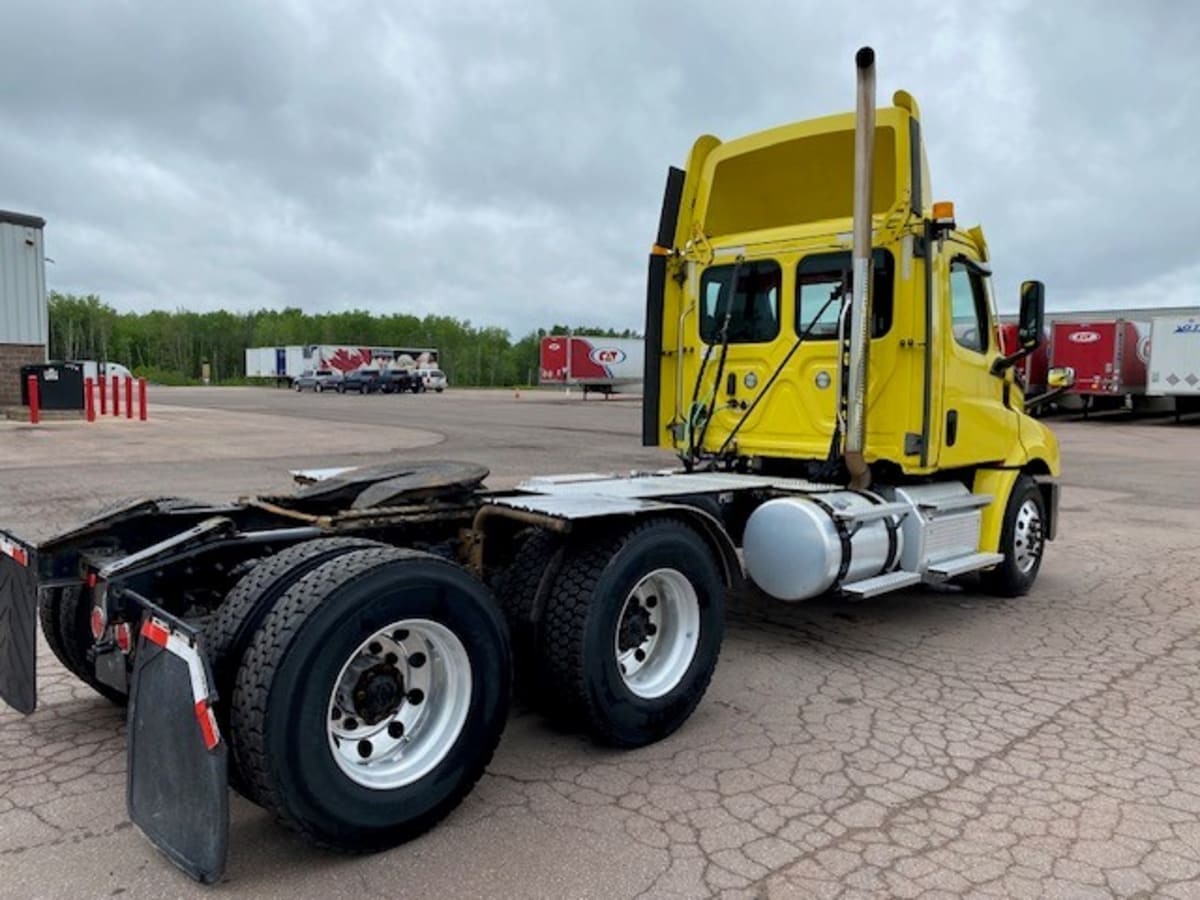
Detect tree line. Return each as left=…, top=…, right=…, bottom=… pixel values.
left=47, top=292, right=640, bottom=386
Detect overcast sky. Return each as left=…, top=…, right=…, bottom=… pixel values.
left=1, top=1, right=1196, bottom=336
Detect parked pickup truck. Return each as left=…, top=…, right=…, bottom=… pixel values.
left=293, top=368, right=343, bottom=392
left=337, top=369, right=382, bottom=394
left=379, top=369, right=421, bottom=394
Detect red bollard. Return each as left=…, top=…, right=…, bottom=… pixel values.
left=99, top=374, right=107, bottom=415
left=125, top=377, right=133, bottom=419
left=112, top=374, right=120, bottom=416
left=138, top=378, right=148, bottom=421
left=27, top=375, right=40, bottom=425
left=85, top=377, right=96, bottom=422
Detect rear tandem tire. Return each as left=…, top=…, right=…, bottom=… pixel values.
left=979, top=475, right=1047, bottom=597
left=537, top=519, right=724, bottom=747
left=230, top=548, right=511, bottom=851
left=38, top=586, right=127, bottom=705
left=493, top=529, right=564, bottom=699
left=203, top=536, right=385, bottom=801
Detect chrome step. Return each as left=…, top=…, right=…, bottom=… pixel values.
left=833, top=501, right=912, bottom=526
left=918, top=493, right=993, bottom=514
left=924, top=551, right=1005, bottom=580
left=841, top=570, right=923, bottom=599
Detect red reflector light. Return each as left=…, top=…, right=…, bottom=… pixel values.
left=140, top=618, right=171, bottom=648
left=90, top=607, right=106, bottom=640
left=86, top=572, right=97, bottom=588
left=195, top=700, right=220, bottom=751
left=114, top=623, right=133, bottom=653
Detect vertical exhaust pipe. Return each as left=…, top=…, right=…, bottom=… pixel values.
left=845, top=46, right=876, bottom=490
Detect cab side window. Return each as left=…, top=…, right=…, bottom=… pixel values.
left=949, top=261, right=989, bottom=353
left=700, top=260, right=781, bottom=344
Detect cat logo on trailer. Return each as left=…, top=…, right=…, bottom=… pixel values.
left=589, top=347, right=627, bottom=366
left=1068, top=331, right=1101, bottom=344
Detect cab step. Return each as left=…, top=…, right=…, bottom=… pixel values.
left=841, top=570, right=923, bottom=599
left=924, top=551, right=1005, bottom=580
left=918, top=493, right=993, bottom=514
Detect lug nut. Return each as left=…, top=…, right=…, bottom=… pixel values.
left=645, top=596, right=658, bottom=608
left=409, top=652, right=427, bottom=668
left=634, top=649, right=646, bottom=662
left=407, top=689, right=425, bottom=705
left=388, top=721, right=405, bottom=739
left=646, top=624, right=658, bottom=636
left=357, top=740, right=372, bottom=759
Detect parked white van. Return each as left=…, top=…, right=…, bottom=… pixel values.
left=417, top=368, right=447, bottom=393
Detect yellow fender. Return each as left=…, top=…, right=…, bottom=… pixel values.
left=973, top=468, right=1020, bottom=553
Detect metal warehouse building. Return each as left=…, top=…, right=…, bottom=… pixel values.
left=0, top=210, right=48, bottom=407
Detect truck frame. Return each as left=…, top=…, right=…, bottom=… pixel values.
left=0, top=49, right=1062, bottom=884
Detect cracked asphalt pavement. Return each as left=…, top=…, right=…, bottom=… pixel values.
left=1, top=388, right=1198, bottom=899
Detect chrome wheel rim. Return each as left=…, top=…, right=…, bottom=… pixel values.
left=1013, top=499, right=1043, bottom=574
left=326, top=618, right=471, bottom=790
left=614, top=568, right=701, bottom=699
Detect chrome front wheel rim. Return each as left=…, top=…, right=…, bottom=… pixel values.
left=1013, top=498, right=1044, bottom=574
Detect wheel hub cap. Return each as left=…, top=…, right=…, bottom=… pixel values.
left=1013, top=498, right=1044, bottom=574
left=327, top=619, right=472, bottom=790
left=614, top=568, right=701, bottom=700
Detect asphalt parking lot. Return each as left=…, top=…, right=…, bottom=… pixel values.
left=2, top=387, right=1199, bottom=899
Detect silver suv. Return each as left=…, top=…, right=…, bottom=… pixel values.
left=293, top=368, right=343, bottom=392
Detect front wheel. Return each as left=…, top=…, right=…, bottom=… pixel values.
left=315, top=383, right=324, bottom=393
left=537, top=519, right=724, bottom=747
left=980, top=475, right=1046, bottom=597
left=230, top=548, right=510, bottom=851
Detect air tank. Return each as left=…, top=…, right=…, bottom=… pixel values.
left=742, top=491, right=902, bottom=601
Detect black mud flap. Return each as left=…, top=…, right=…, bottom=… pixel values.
left=0, top=531, right=37, bottom=714
left=127, top=615, right=229, bottom=884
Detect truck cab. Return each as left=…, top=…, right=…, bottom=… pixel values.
left=644, top=90, right=1059, bottom=486
left=642, top=86, right=1060, bottom=565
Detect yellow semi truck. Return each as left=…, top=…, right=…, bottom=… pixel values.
left=643, top=46, right=1061, bottom=601
left=0, top=48, right=1061, bottom=883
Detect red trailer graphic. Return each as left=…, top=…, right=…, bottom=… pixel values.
left=1050, top=320, right=1148, bottom=397
left=539, top=337, right=644, bottom=397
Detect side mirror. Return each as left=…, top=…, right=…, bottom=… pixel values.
left=1018, top=280, right=1045, bottom=350
left=1047, top=366, right=1075, bottom=389
left=992, top=279, right=1046, bottom=376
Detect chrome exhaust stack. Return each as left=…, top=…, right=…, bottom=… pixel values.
left=845, top=46, right=876, bottom=490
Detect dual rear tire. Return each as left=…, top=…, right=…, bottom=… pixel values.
left=497, top=519, right=725, bottom=748
left=208, top=542, right=510, bottom=851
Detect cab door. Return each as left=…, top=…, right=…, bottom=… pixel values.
left=935, top=243, right=1020, bottom=468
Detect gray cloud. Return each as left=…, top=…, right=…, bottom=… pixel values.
left=1, top=0, right=1196, bottom=335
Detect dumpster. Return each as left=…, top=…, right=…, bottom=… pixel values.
left=19, top=363, right=85, bottom=410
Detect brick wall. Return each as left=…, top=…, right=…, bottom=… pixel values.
left=0, top=343, right=46, bottom=406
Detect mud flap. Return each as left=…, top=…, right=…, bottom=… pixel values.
left=0, top=531, right=37, bottom=714
left=127, top=615, right=228, bottom=884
